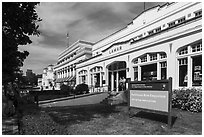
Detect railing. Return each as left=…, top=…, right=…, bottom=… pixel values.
left=89, top=85, right=108, bottom=93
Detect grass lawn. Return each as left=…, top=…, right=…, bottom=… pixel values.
left=19, top=103, right=202, bottom=135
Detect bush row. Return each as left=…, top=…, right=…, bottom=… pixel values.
left=172, top=88, right=202, bottom=113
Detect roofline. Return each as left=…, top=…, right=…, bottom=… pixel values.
left=94, top=2, right=170, bottom=46
left=59, top=40, right=94, bottom=57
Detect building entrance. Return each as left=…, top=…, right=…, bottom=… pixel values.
left=107, top=61, right=126, bottom=92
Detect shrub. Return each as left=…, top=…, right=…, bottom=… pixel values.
left=74, top=83, right=89, bottom=95
left=60, top=84, right=73, bottom=95
left=172, top=88, right=202, bottom=112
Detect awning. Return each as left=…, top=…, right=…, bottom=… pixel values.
left=64, top=76, right=70, bottom=81
left=69, top=76, right=76, bottom=81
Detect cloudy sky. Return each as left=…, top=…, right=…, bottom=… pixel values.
left=18, top=2, right=166, bottom=75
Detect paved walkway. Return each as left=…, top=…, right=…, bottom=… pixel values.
left=2, top=115, right=19, bottom=135
left=40, top=92, right=109, bottom=107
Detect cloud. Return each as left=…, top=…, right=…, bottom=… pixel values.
left=19, top=43, right=63, bottom=74
left=20, top=2, right=166, bottom=74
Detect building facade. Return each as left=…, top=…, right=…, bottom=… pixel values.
left=42, top=64, right=55, bottom=90
left=54, top=40, right=93, bottom=89
left=76, top=2, right=202, bottom=92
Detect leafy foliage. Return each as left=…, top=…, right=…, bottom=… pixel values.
left=172, top=88, right=202, bottom=112
left=75, top=83, right=89, bottom=95
left=2, top=2, right=41, bottom=84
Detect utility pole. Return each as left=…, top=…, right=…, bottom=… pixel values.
left=66, top=32, right=69, bottom=48
left=144, top=2, right=146, bottom=11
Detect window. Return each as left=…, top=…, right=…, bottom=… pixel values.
left=134, top=67, right=138, bottom=81
left=94, top=73, right=100, bottom=87
left=192, top=56, right=202, bottom=86
left=195, top=10, right=202, bottom=17
left=148, top=30, right=154, bottom=35
left=161, top=62, right=167, bottom=80
left=150, top=54, right=157, bottom=61
left=133, top=58, right=138, bottom=64
left=177, top=17, right=186, bottom=24
left=138, top=34, right=143, bottom=39
left=168, top=21, right=176, bottom=27
left=192, top=43, right=202, bottom=52
left=155, top=27, right=161, bottom=33
left=141, top=56, right=147, bottom=62
left=160, top=53, right=167, bottom=59
left=179, top=58, right=188, bottom=87
left=179, top=47, right=188, bottom=55
left=141, top=64, right=157, bottom=81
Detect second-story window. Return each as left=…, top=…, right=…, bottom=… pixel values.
left=155, top=27, right=161, bottom=33
left=148, top=30, right=154, bottom=35
left=168, top=21, right=176, bottom=27
left=195, top=10, right=202, bottom=17
left=177, top=17, right=186, bottom=24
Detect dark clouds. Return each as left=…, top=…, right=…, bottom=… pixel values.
left=19, top=2, right=166, bottom=74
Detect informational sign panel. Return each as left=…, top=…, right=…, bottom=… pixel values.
left=130, top=90, right=168, bottom=112
left=128, top=77, right=172, bottom=128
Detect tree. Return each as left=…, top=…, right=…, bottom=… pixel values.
left=2, top=2, right=41, bottom=85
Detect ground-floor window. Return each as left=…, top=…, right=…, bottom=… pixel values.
left=192, top=55, right=202, bottom=86
left=133, top=67, right=138, bottom=81
left=94, top=73, right=100, bottom=87
left=177, top=40, right=202, bottom=87
left=179, top=58, right=188, bottom=87
left=141, top=63, right=157, bottom=81
left=81, top=75, right=86, bottom=83
left=161, top=62, right=167, bottom=80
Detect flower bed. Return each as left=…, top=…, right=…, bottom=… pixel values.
left=172, top=88, right=202, bottom=112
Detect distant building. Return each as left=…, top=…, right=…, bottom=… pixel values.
left=42, top=64, right=55, bottom=90
left=54, top=40, right=93, bottom=89
left=25, top=69, right=37, bottom=86
left=37, top=74, right=42, bottom=88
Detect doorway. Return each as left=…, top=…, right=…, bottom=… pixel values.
left=107, top=61, right=126, bottom=91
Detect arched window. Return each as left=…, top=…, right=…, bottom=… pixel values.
left=177, top=40, right=202, bottom=87
left=90, top=66, right=103, bottom=87
left=78, top=70, right=88, bottom=84
left=132, top=52, right=167, bottom=81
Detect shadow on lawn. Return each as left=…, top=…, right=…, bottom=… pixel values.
left=133, top=111, right=177, bottom=127
left=43, top=104, right=120, bottom=125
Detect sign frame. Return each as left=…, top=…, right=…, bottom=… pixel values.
left=128, top=77, right=172, bottom=128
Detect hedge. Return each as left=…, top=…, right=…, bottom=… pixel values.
left=172, top=88, right=202, bottom=113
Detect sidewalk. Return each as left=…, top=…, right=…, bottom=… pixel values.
left=2, top=115, right=19, bottom=135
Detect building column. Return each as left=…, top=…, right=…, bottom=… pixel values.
left=66, top=68, right=69, bottom=77
left=100, top=72, right=103, bottom=87
left=111, top=72, right=114, bottom=91
left=92, top=74, right=95, bottom=87
left=157, top=62, right=161, bottom=80
left=187, top=56, right=192, bottom=87
left=87, top=69, right=91, bottom=85
left=59, top=71, right=61, bottom=78
left=157, top=53, right=161, bottom=80
left=116, top=71, right=119, bottom=92
left=73, top=67, right=75, bottom=76
left=138, top=65, right=141, bottom=81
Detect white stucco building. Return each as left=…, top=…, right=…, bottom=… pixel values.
left=54, top=40, right=93, bottom=89
left=76, top=2, right=202, bottom=92
left=42, top=64, right=55, bottom=90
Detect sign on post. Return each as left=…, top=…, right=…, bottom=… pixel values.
left=128, top=77, right=172, bottom=128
